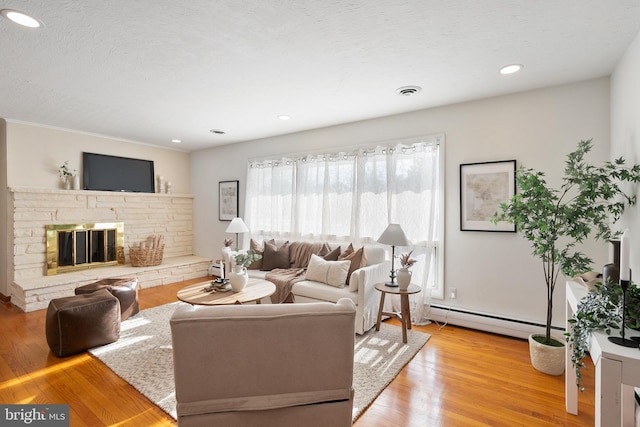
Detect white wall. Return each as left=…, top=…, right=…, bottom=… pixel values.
left=191, top=78, right=611, bottom=329
left=611, top=30, right=640, bottom=278
left=5, top=121, right=190, bottom=193
left=0, top=121, right=192, bottom=297
left=0, top=119, right=8, bottom=299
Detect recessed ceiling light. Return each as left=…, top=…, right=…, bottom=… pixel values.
left=500, top=64, right=523, bottom=75
left=171, top=139, right=182, bottom=144
left=278, top=115, right=291, bottom=120
left=395, top=85, right=422, bottom=96
left=0, top=9, right=42, bottom=28
left=210, top=129, right=226, bottom=135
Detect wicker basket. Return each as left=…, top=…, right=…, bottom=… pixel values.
left=129, top=244, right=164, bottom=267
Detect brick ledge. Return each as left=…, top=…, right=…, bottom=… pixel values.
left=12, top=255, right=211, bottom=312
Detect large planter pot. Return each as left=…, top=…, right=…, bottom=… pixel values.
left=528, top=333, right=565, bottom=376
left=229, top=266, right=248, bottom=292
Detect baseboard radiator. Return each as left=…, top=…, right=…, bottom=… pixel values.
left=428, top=304, right=565, bottom=340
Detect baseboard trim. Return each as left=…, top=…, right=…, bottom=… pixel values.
left=429, top=304, right=564, bottom=340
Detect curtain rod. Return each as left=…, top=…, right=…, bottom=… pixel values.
left=247, top=133, right=444, bottom=164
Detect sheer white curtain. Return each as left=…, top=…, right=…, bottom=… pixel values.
left=244, top=135, right=442, bottom=323
left=244, top=158, right=295, bottom=241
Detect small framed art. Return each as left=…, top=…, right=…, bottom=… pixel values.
left=460, top=160, right=516, bottom=232
left=219, top=180, right=239, bottom=221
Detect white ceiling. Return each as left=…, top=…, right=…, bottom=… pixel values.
left=2, top=1, right=640, bottom=152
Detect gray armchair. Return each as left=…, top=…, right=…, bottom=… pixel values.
left=170, top=298, right=356, bottom=427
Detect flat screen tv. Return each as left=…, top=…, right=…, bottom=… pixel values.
left=83, top=152, right=155, bottom=193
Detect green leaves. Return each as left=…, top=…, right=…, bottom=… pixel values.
left=493, top=139, right=640, bottom=343
left=566, top=281, right=640, bottom=391
left=233, top=250, right=262, bottom=268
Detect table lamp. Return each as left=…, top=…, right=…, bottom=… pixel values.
left=377, top=224, right=409, bottom=287
left=225, top=217, right=250, bottom=250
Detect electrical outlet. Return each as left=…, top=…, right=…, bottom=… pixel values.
left=450, top=288, right=457, bottom=299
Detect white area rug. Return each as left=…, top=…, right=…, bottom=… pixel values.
left=89, top=302, right=430, bottom=422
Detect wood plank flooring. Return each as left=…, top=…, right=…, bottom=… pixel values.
left=0, top=277, right=596, bottom=426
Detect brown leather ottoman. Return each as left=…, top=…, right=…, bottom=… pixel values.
left=46, top=289, right=121, bottom=357
left=75, top=278, right=139, bottom=320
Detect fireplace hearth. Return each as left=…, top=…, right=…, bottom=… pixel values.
left=46, top=222, right=124, bottom=275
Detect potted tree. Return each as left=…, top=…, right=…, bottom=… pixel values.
left=493, top=139, right=640, bottom=375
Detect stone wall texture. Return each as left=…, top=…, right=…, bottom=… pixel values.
left=9, top=187, right=210, bottom=311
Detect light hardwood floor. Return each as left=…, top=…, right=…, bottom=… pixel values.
left=0, top=277, right=595, bottom=426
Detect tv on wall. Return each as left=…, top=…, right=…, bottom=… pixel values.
left=83, top=152, right=155, bottom=193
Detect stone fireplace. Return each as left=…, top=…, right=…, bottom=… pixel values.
left=45, top=222, right=124, bottom=275
left=8, top=187, right=211, bottom=312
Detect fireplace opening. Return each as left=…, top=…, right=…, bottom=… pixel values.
left=46, top=223, right=124, bottom=275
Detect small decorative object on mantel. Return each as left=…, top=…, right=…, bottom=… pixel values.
left=397, top=251, right=417, bottom=290
left=58, top=160, right=78, bottom=190
left=129, top=234, right=165, bottom=267
left=157, top=175, right=164, bottom=193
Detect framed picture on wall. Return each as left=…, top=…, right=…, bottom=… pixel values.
left=219, top=180, right=239, bottom=221
left=460, top=160, right=516, bottom=232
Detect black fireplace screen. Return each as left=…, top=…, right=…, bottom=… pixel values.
left=57, top=229, right=117, bottom=267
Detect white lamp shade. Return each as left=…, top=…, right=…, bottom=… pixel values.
left=225, top=217, right=249, bottom=233
left=377, top=224, right=409, bottom=246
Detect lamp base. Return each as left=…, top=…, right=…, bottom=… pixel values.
left=385, top=282, right=399, bottom=288
left=608, top=336, right=638, bottom=347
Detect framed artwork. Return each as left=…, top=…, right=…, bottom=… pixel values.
left=219, top=180, right=239, bottom=221
left=460, top=160, right=516, bottom=232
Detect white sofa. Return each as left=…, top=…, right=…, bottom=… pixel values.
left=223, top=242, right=389, bottom=335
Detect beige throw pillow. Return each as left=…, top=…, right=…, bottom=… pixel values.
left=305, top=254, right=351, bottom=288
left=247, top=238, right=270, bottom=270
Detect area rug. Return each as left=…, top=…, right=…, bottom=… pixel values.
left=89, top=302, right=430, bottom=422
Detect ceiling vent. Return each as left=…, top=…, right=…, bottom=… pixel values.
left=396, top=85, right=422, bottom=96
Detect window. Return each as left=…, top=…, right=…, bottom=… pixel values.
left=244, top=134, right=445, bottom=306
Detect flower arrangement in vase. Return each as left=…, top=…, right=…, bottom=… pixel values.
left=397, top=251, right=417, bottom=290
left=58, top=160, right=78, bottom=189
left=228, top=250, right=262, bottom=292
